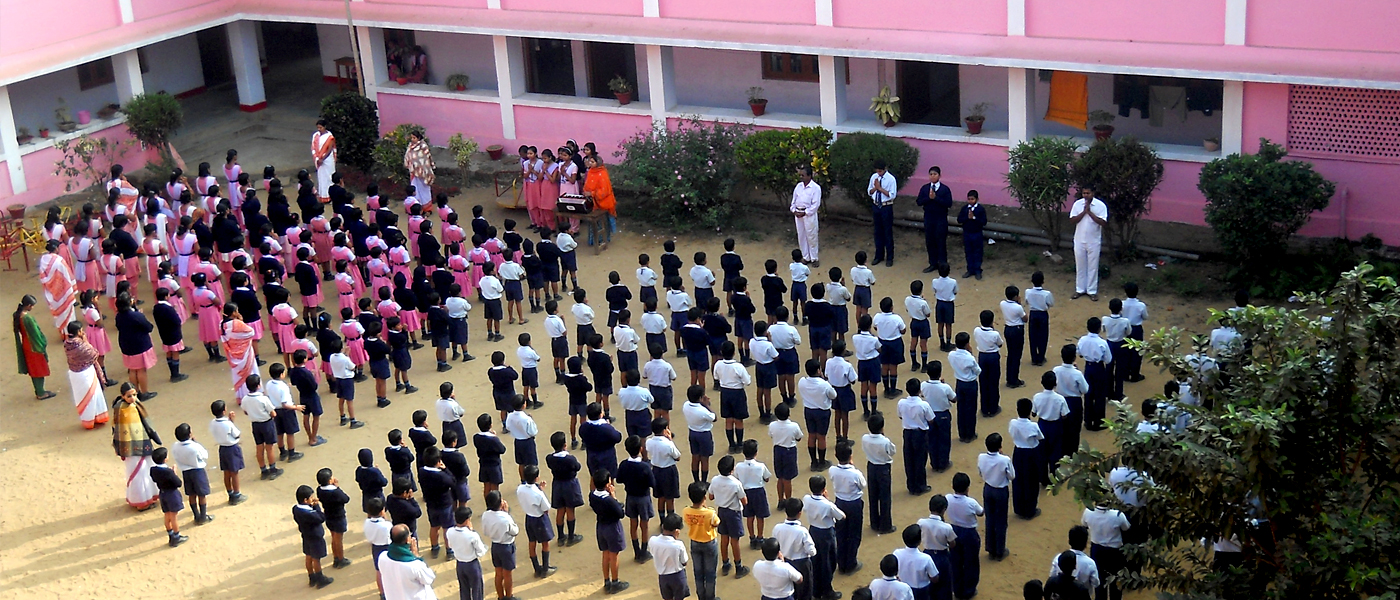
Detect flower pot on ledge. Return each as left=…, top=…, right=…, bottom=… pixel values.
left=486, top=144, right=504, bottom=160
left=749, top=100, right=768, bottom=116
left=883, top=119, right=896, bottom=128
left=615, top=91, right=632, bottom=106
left=1093, top=125, right=1114, bottom=142
left=965, top=117, right=985, bottom=135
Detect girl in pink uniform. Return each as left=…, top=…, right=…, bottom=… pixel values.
left=190, top=273, right=224, bottom=362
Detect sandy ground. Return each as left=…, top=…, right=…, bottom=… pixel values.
left=0, top=187, right=1223, bottom=600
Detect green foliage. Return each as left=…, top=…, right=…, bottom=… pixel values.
left=1200, top=139, right=1335, bottom=270
left=1072, top=136, right=1163, bottom=259
left=869, top=86, right=901, bottom=124
left=1057, top=264, right=1400, bottom=600
left=319, top=92, right=380, bottom=173
left=445, top=74, right=470, bottom=90
left=371, top=124, right=426, bottom=184
left=828, top=132, right=919, bottom=203
left=53, top=134, right=134, bottom=196
left=447, top=133, right=478, bottom=171
left=122, top=93, right=183, bottom=149
left=613, top=118, right=749, bottom=232
left=786, top=127, right=833, bottom=198
left=1006, top=136, right=1078, bottom=251
left=736, top=130, right=794, bottom=201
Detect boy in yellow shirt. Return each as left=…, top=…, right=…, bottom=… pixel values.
left=683, top=482, right=721, bottom=600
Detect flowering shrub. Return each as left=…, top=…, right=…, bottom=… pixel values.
left=614, top=118, right=749, bottom=231
left=371, top=123, right=426, bottom=184
left=735, top=126, right=833, bottom=202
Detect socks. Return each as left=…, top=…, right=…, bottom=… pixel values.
left=808, top=447, right=819, bottom=462
left=736, top=428, right=744, bottom=445
left=861, top=396, right=870, bottom=413
left=870, top=399, right=878, bottom=414
left=567, top=520, right=576, bottom=537
left=702, top=470, right=710, bottom=482
left=530, top=555, right=541, bottom=571
left=725, top=429, right=735, bottom=446
left=692, top=468, right=701, bottom=482
left=632, top=539, right=641, bottom=554
left=910, top=351, right=917, bottom=365
left=542, top=550, right=551, bottom=568
left=818, top=447, right=827, bottom=464
left=168, top=359, right=179, bottom=378
left=921, top=352, right=928, bottom=366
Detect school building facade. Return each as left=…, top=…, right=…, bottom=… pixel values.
left=3, top=0, right=1399, bottom=242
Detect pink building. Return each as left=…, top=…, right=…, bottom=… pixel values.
left=3, top=0, right=1399, bottom=241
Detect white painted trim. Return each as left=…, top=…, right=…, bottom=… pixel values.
left=356, top=27, right=386, bottom=102
left=815, top=0, right=833, bottom=26
left=1225, top=0, right=1247, bottom=46
left=841, top=120, right=1011, bottom=147
left=493, top=35, right=518, bottom=139
left=1221, top=80, right=1244, bottom=155
left=0, top=86, right=26, bottom=195
left=379, top=85, right=501, bottom=103
left=14, top=115, right=128, bottom=158
left=671, top=105, right=821, bottom=129
left=645, top=45, right=674, bottom=125
left=486, top=0, right=501, bottom=8
left=643, top=0, right=659, bottom=18
left=118, top=0, right=134, bottom=24
left=1007, top=0, right=1026, bottom=36
left=1007, top=68, right=1029, bottom=145
left=112, top=50, right=144, bottom=103
left=515, top=93, right=652, bottom=117
left=818, top=55, right=847, bottom=129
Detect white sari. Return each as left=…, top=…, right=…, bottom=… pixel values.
left=125, top=456, right=158, bottom=509
left=39, top=252, right=76, bottom=331
left=312, top=131, right=336, bottom=200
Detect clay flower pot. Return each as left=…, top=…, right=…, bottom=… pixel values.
left=615, top=91, right=632, bottom=106
left=1093, top=125, right=1114, bottom=142
left=965, top=117, right=985, bottom=135
left=749, top=100, right=768, bottom=116
left=486, top=144, right=504, bottom=160
left=8, top=204, right=27, bottom=220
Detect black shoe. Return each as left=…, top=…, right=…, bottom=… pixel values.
left=170, top=374, right=189, bottom=383
left=196, top=514, right=215, bottom=524
left=333, top=557, right=352, bottom=568
left=975, top=272, right=983, bottom=280
left=340, top=415, right=349, bottom=426
left=287, top=450, right=305, bottom=461
left=229, top=492, right=248, bottom=505
left=536, top=565, right=558, bottom=577
left=404, top=385, right=419, bottom=394
left=962, top=271, right=974, bottom=278
left=734, top=565, right=750, bottom=579
left=377, top=397, right=392, bottom=408
left=267, top=467, right=284, bottom=480
left=315, top=574, right=334, bottom=589
left=1007, top=380, right=1025, bottom=389
left=570, top=438, right=580, bottom=450
left=1128, top=374, right=1146, bottom=382
left=720, top=562, right=732, bottom=576
left=138, top=392, right=157, bottom=401
left=922, top=265, right=936, bottom=273
left=169, top=534, right=189, bottom=547
left=212, top=355, right=227, bottom=363
left=462, top=353, right=475, bottom=362
left=885, top=259, right=893, bottom=267
left=349, top=420, right=366, bottom=429
left=437, top=362, right=453, bottom=372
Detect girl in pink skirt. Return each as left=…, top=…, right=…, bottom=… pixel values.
left=467, top=236, right=490, bottom=295
left=333, top=261, right=358, bottom=315
left=191, top=248, right=226, bottom=306
left=339, top=308, right=369, bottom=375
left=80, top=291, right=115, bottom=384
left=190, top=273, right=225, bottom=362
left=70, top=221, right=101, bottom=295
left=388, top=242, right=413, bottom=286
left=407, top=204, right=426, bottom=260
left=268, top=287, right=298, bottom=366
left=331, top=235, right=363, bottom=298
left=538, top=149, right=561, bottom=232
left=157, top=263, right=189, bottom=324
left=367, top=247, right=394, bottom=301
left=448, top=252, right=474, bottom=299
left=484, top=227, right=506, bottom=272
left=366, top=185, right=381, bottom=226
left=443, top=213, right=467, bottom=257
left=293, top=247, right=324, bottom=328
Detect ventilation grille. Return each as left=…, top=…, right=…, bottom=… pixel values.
left=1288, top=85, right=1400, bottom=162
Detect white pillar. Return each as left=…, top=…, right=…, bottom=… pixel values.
left=1007, top=0, right=1026, bottom=36
left=494, top=36, right=526, bottom=140
left=1224, top=0, right=1247, bottom=45
left=645, top=45, right=675, bottom=125
left=356, top=27, right=387, bottom=102
left=112, top=49, right=144, bottom=104
left=118, top=0, right=134, bottom=23
left=819, top=55, right=847, bottom=129
left=571, top=41, right=589, bottom=98
left=227, top=21, right=267, bottom=111
left=0, top=86, right=26, bottom=195
left=815, top=0, right=833, bottom=26
left=1221, top=81, right=1244, bottom=155
left=643, top=0, right=659, bottom=17
left=1008, top=68, right=1034, bottom=144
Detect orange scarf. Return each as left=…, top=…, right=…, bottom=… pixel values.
left=584, top=165, right=617, bottom=215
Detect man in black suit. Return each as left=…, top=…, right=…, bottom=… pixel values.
left=915, top=166, right=954, bottom=273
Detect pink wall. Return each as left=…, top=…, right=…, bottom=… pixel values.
left=1, top=125, right=155, bottom=207
left=503, top=0, right=637, bottom=15
left=1247, top=0, right=1400, bottom=53
left=833, top=0, right=1007, bottom=36
left=132, top=0, right=218, bottom=21
left=896, top=139, right=1011, bottom=206
left=365, top=0, right=486, bottom=5
left=0, top=0, right=124, bottom=57
left=515, top=106, right=651, bottom=159
left=659, top=0, right=815, bottom=25
left=0, top=162, right=12, bottom=198
left=1025, top=0, right=1225, bottom=45
left=378, top=93, right=505, bottom=148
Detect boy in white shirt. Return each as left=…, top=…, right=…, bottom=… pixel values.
left=481, top=490, right=520, bottom=600
left=446, top=506, right=489, bottom=600
left=767, top=403, right=804, bottom=502
left=826, top=267, right=853, bottom=345
left=750, top=322, right=780, bottom=421
left=618, top=370, right=656, bottom=439
left=499, top=253, right=527, bottom=326
left=690, top=252, right=717, bottom=318
left=931, top=264, right=959, bottom=352
left=872, top=297, right=908, bottom=400
left=682, top=385, right=717, bottom=483
left=171, top=423, right=214, bottom=523
left=735, top=439, right=773, bottom=549
left=641, top=300, right=669, bottom=356
left=1120, top=282, right=1149, bottom=382
left=898, top=378, right=936, bottom=495
left=948, top=332, right=982, bottom=443
left=946, top=473, right=985, bottom=598
left=637, top=253, right=660, bottom=308
left=516, top=333, right=543, bottom=409
left=917, top=495, right=958, bottom=600
left=478, top=262, right=505, bottom=342
left=650, top=513, right=690, bottom=600
left=921, top=361, right=956, bottom=472
left=1031, top=370, right=1071, bottom=481
left=613, top=309, right=641, bottom=392
left=665, top=277, right=693, bottom=358
left=330, top=348, right=364, bottom=429
left=544, top=300, right=568, bottom=383
left=802, top=477, right=846, bottom=600
left=905, top=281, right=934, bottom=372
left=799, top=358, right=838, bottom=471
left=790, top=251, right=811, bottom=325
left=708, top=455, right=750, bottom=579
left=516, top=465, right=557, bottom=578
left=571, top=288, right=596, bottom=358
left=647, top=418, right=684, bottom=518
left=363, top=498, right=394, bottom=598
left=436, top=381, right=467, bottom=443
left=266, top=363, right=305, bottom=462
left=850, top=252, right=876, bottom=321
left=824, top=344, right=858, bottom=443
left=860, top=414, right=897, bottom=534
left=209, top=400, right=246, bottom=505
left=241, top=375, right=282, bottom=481
left=556, top=230, right=579, bottom=292
left=972, top=310, right=1005, bottom=418
left=976, top=433, right=1014, bottom=560
left=1001, top=286, right=1028, bottom=388
left=644, top=344, right=679, bottom=421
left=1026, top=271, right=1054, bottom=365
left=1008, top=398, right=1045, bottom=520
left=753, top=538, right=804, bottom=600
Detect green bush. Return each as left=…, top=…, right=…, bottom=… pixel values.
left=736, top=130, right=796, bottom=201
left=828, top=132, right=919, bottom=203
left=1006, top=136, right=1078, bottom=251
left=122, top=93, right=182, bottom=164
left=371, top=124, right=426, bottom=184
left=1200, top=139, right=1335, bottom=270
left=613, top=118, right=749, bottom=231
left=786, top=126, right=834, bottom=198
left=319, top=92, right=380, bottom=173
left=1071, top=136, right=1163, bottom=259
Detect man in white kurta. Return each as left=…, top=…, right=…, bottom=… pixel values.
left=379, top=525, right=438, bottom=600
left=1068, top=187, right=1109, bottom=300
left=312, top=120, right=337, bottom=202
left=791, top=167, right=822, bottom=265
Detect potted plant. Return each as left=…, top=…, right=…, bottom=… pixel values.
left=486, top=144, right=505, bottom=161
left=7, top=204, right=26, bottom=219
left=445, top=74, right=470, bottom=92
left=38, top=127, right=50, bottom=138
left=608, top=76, right=634, bottom=105
left=96, top=103, right=120, bottom=120
left=870, top=86, right=901, bottom=127
left=1203, top=136, right=1221, bottom=152
left=1089, top=109, right=1115, bottom=142
left=55, top=98, right=78, bottom=133
left=965, top=102, right=991, bottom=135
left=747, top=86, right=768, bottom=117
left=16, top=127, right=32, bottom=145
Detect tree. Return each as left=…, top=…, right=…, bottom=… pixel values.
left=828, top=132, right=919, bottom=203
left=1057, top=264, right=1400, bottom=600
left=122, top=92, right=183, bottom=168
left=1006, top=136, right=1078, bottom=251
left=1200, top=139, right=1335, bottom=270
left=319, top=92, right=380, bottom=173
left=53, top=134, right=133, bottom=196
left=1072, top=136, right=1163, bottom=259
left=613, top=118, right=749, bottom=231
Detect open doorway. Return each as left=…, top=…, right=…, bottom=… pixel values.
left=524, top=38, right=575, bottom=96
left=196, top=27, right=233, bottom=87
left=897, top=61, right=961, bottom=127
left=585, top=42, right=637, bottom=100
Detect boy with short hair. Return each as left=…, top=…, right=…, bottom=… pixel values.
left=850, top=252, right=875, bottom=321
left=149, top=447, right=189, bottom=546
left=769, top=306, right=803, bottom=405
left=973, top=310, right=1005, bottom=419
left=362, top=497, right=393, bottom=598
left=500, top=249, right=527, bottom=325
left=436, top=381, right=467, bottom=443
left=479, top=262, right=505, bottom=342
left=861, top=414, right=896, bottom=534
left=683, top=481, right=721, bottom=600
left=731, top=277, right=757, bottom=365
left=917, top=494, right=958, bottom=600
left=648, top=417, right=684, bottom=518
left=829, top=440, right=867, bottom=574
left=660, top=241, right=684, bottom=287
left=591, top=471, right=631, bottom=593
left=946, top=473, right=985, bottom=599
left=564, top=356, right=592, bottom=449
left=488, top=351, right=519, bottom=427
left=1001, top=286, right=1027, bottom=389
left=605, top=271, right=632, bottom=334
left=870, top=554, right=914, bottom=600
left=241, top=375, right=282, bottom=481
left=827, top=268, right=852, bottom=346
left=803, top=475, right=846, bottom=600
left=666, top=276, right=693, bottom=358
left=1026, top=271, right=1055, bottom=366
left=1102, top=299, right=1132, bottom=402
left=1009, top=398, right=1045, bottom=520
left=209, top=400, right=248, bottom=504
left=761, top=260, right=788, bottom=325
left=751, top=321, right=780, bottom=420
left=1077, top=319, right=1113, bottom=432
left=614, top=310, right=641, bottom=392
left=651, top=512, right=691, bottom=600
left=330, top=342, right=365, bottom=429
left=265, top=364, right=305, bottom=461
left=171, top=423, right=214, bottom=524
left=557, top=228, right=579, bottom=292
left=852, top=315, right=882, bottom=419
left=873, top=297, right=908, bottom=400
left=690, top=252, right=716, bottom=315
left=720, top=239, right=744, bottom=316
left=637, top=253, right=659, bottom=308
left=474, top=414, right=508, bottom=496
left=587, top=334, right=617, bottom=418
left=1055, top=344, right=1090, bottom=463
left=544, top=300, right=568, bottom=383
left=754, top=537, right=804, bottom=600
left=976, top=433, right=1013, bottom=561
left=579, top=402, right=624, bottom=481
left=545, top=431, right=585, bottom=546
left=642, top=300, right=669, bottom=357
left=424, top=448, right=461, bottom=556
left=386, top=476, right=423, bottom=540
left=800, top=358, right=838, bottom=471
left=893, top=524, right=940, bottom=600
left=645, top=344, right=679, bottom=421
left=931, top=264, right=958, bottom=352
left=806, top=283, right=834, bottom=364
left=906, top=280, right=933, bottom=372
left=316, top=467, right=353, bottom=568
left=709, top=455, right=750, bottom=579
left=481, top=490, right=520, bottom=600
left=898, top=378, right=936, bottom=495
left=445, top=284, right=474, bottom=363
left=683, top=385, right=717, bottom=483
left=790, top=249, right=811, bottom=325
left=616, top=435, right=657, bottom=563
left=517, top=333, right=543, bottom=409
left=714, top=341, right=751, bottom=452
left=446, top=506, right=489, bottom=600
left=768, top=402, right=803, bottom=503
left=295, top=485, right=335, bottom=588
left=1032, top=370, right=1071, bottom=480
left=948, top=332, right=982, bottom=443
left=516, top=464, right=557, bottom=577
left=1120, top=282, right=1149, bottom=382
left=736, top=439, right=773, bottom=550
left=921, top=362, right=956, bottom=473
left=771, top=499, right=816, bottom=600
left=385, top=428, right=416, bottom=493
left=619, top=369, right=656, bottom=439
left=680, top=308, right=712, bottom=387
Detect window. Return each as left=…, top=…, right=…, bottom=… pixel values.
left=523, top=38, right=576, bottom=96
left=760, top=52, right=849, bottom=83
left=76, top=50, right=149, bottom=91
left=1288, top=85, right=1400, bottom=162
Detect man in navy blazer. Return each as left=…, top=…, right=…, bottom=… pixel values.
left=915, top=166, right=954, bottom=273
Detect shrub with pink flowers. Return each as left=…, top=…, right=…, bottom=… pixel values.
left=613, top=118, right=749, bottom=231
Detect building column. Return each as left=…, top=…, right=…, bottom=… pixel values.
left=1221, top=81, right=1244, bottom=155
left=1008, top=68, right=1034, bottom=145
left=356, top=26, right=387, bottom=102
left=227, top=21, right=267, bottom=112
left=0, top=86, right=26, bottom=195
left=815, top=0, right=833, bottom=26
left=818, top=55, right=847, bottom=130
left=112, top=49, right=144, bottom=104
left=1224, top=0, right=1247, bottom=45
left=571, top=41, right=589, bottom=98
left=494, top=36, right=526, bottom=140
left=645, top=45, right=675, bottom=125
left=1007, top=0, right=1026, bottom=35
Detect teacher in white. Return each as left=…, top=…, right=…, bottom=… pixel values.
left=790, top=166, right=822, bottom=266
left=379, top=524, right=437, bottom=600
left=1068, top=186, right=1109, bottom=301
left=311, top=119, right=337, bottom=203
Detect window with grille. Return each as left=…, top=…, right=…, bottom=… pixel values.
left=1288, top=85, right=1400, bottom=163
left=759, top=52, right=849, bottom=84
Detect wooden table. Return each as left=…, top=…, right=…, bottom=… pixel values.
left=553, top=210, right=609, bottom=255
left=333, top=57, right=358, bottom=92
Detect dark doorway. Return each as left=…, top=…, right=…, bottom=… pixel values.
left=897, top=61, right=961, bottom=127
left=524, top=38, right=575, bottom=96
left=585, top=42, right=637, bottom=100
left=196, top=27, right=233, bottom=87
left=260, top=22, right=320, bottom=64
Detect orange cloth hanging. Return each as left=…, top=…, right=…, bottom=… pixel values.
left=1045, top=71, right=1089, bottom=130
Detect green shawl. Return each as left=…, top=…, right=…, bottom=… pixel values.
left=14, top=312, right=46, bottom=375
left=386, top=542, right=422, bottom=562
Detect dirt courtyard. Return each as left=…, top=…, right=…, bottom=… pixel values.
left=0, top=186, right=1219, bottom=600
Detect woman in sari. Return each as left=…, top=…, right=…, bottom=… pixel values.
left=39, top=240, right=77, bottom=333
left=111, top=381, right=158, bottom=510
left=64, top=321, right=110, bottom=429
left=312, top=120, right=337, bottom=203
left=403, top=130, right=435, bottom=203
left=13, top=295, right=56, bottom=400
left=582, top=155, right=617, bottom=248
left=222, top=303, right=259, bottom=401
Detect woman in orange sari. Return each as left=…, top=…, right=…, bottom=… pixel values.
left=582, top=155, right=616, bottom=248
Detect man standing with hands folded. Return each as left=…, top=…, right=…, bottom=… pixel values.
left=867, top=161, right=898, bottom=268
left=915, top=166, right=953, bottom=273
left=791, top=167, right=823, bottom=267
left=1069, top=187, right=1109, bottom=301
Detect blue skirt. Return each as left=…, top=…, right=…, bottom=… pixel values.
left=526, top=514, right=556, bottom=542
left=834, top=385, right=857, bottom=412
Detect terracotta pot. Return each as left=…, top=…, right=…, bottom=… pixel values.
left=486, top=144, right=504, bottom=160
left=38, top=129, right=49, bottom=138
left=749, top=100, right=767, bottom=116
left=396, top=77, right=409, bottom=85
left=1093, top=125, right=1114, bottom=142
left=883, top=119, right=896, bottom=128
left=1203, top=140, right=1220, bottom=152
left=8, top=204, right=26, bottom=220
left=965, top=117, right=985, bottom=135
left=615, top=91, right=632, bottom=105
left=16, top=135, right=32, bottom=145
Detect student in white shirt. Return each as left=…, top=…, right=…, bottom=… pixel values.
left=544, top=300, right=568, bottom=383
left=771, top=498, right=816, bottom=600
left=1077, top=318, right=1113, bottom=432
left=872, top=297, right=908, bottom=401
left=665, top=278, right=693, bottom=357
left=850, top=252, right=876, bottom=320
left=643, top=345, right=679, bottom=422
left=767, top=403, right=804, bottom=502
left=1008, top=399, right=1046, bottom=520
left=481, top=491, right=520, bottom=600
left=789, top=254, right=811, bottom=325
left=735, top=439, right=773, bottom=549
left=905, top=281, right=934, bottom=371
left=768, top=306, right=803, bottom=405
left=1001, top=286, right=1028, bottom=388
left=802, top=477, right=846, bottom=600
left=917, top=495, right=958, bottom=600
left=436, top=381, right=467, bottom=445
left=1049, top=525, right=1101, bottom=590
left=516, top=465, right=557, bottom=578
left=897, top=378, right=937, bottom=495
left=613, top=310, right=641, bottom=392
left=893, top=525, right=940, bottom=599
left=478, top=262, right=505, bottom=342
left=516, top=333, right=544, bottom=410
left=646, top=419, right=684, bottom=517
left=1103, top=298, right=1132, bottom=402
left=869, top=554, right=915, bottom=600
left=1026, top=271, right=1055, bottom=366
left=851, top=315, right=881, bottom=420
left=708, top=455, right=750, bottom=578
left=265, top=363, right=305, bottom=462
left=1120, top=282, right=1149, bottom=382
left=208, top=400, right=247, bottom=504
left=500, top=255, right=527, bottom=326
left=799, top=358, right=837, bottom=471
left=930, top=263, right=959, bottom=351
left=329, top=347, right=364, bottom=429
left=829, top=441, right=868, bottom=574
left=714, top=342, right=752, bottom=454
left=825, top=341, right=859, bottom=443
left=641, top=300, right=670, bottom=357
left=556, top=229, right=579, bottom=292
left=618, top=370, right=656, bottom=439
left=682, top=385, right=717, bottom=483
left=240, top=374, right=282, bottom=480
left=945, top=473, right=985, bottom=598
left=571, top=287, right=596, bottom=358
left=972, top=310, right=1004, bottom=418
left=861, top=414, right=897, bottom=534
left=171, top=423, right=214, bottom=524
left=1082, top=504, right=1132, bottom=600
left=947, top=332, right=982, bottom=443
left=650, top=513, right=690, bottom=600
left=446, top=506, right=489, bottom=600
left=690, top=253, right=716, bottom=316
left=977, top=433, right=1014, bottom=561
left=826, top=268, right=853, bottom=345
left=1031, top=370, right=1072, bottom=482
left=753, top=538, right=804, bottom=600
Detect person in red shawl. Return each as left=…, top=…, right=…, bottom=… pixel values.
left=582, top=155, right=617, bottom=249
left=223, top=303, right=261, bottom=401
left=14, top=295, right=56, bottom=400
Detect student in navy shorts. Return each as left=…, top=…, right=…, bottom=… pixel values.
left=315, top=467, right=353, bottom=568
left=149, top=448, right=189, bottom=547
left=683, top=384, right=717, bottom=483
left=806, top=284, right=835, bottom=362
left=546, top=432, right=586, bottom=546
left=679, top=309, right=712, bottom=386
left=473, top=414, right=508, bottom=495
left=172, top=423, right=214, bottom=524
left=564, top=357, right=593, bottom=449
left=589, top=470, right=631, bottom=593
left=294, top=485, right=334, bottom=588
left=356, top=448, right=389, bottom=513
